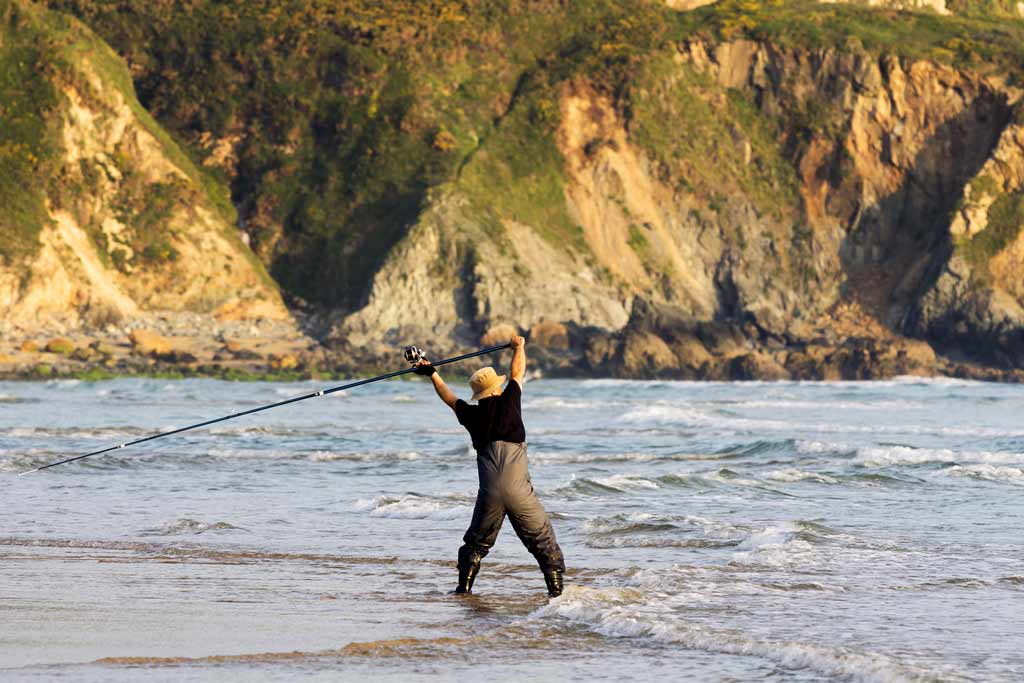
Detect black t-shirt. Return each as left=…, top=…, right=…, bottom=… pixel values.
left=454, top=380, right=526, bottom=453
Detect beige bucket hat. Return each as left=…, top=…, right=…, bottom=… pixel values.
left=469, top=366, right=506, bottom=401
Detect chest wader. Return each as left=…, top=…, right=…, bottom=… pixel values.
left=456, top=440, right=565, bottom=596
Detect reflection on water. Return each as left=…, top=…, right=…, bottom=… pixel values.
left=2, top=377, right=1023, bottom=681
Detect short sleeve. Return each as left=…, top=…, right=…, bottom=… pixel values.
left=454, top=399, right=470, bottom=426
left=502, top=379, right=522, bottom=405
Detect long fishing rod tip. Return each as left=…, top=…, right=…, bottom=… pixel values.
left=18, top=469, right=39, bottom=477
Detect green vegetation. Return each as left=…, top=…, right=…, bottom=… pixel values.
left=957, top=191, right=1024, bottom=273
left=947, top=0, right=1024, bottom=18
left=0, top=1, right=64, bottom=263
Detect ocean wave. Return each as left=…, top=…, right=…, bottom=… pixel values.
left=534, top=586, right=958, bottom=683
left=0, top=425, right=146, bottom=439
left=587, top=536, right=739, bottom=549
left=308, top=450, right=421, bottom=462
left=555, top=470, right=789, bottom=498
left=142, top=518, right=245, bottom=535
left=615, top=402, right=1024, bottom=439
left=855, top=446, right=1024, bottom=468
left=583, top=512, right=686, bottom=535
left=524, top=397, right=609, bottom=410
left=0, top=393, right=42, bottom=404
left=765, top=468, right=839, bottom=484
left=719, top=399, right=922, bottom=411
left=730, top=522, right=828, bottom=568
left=944, top=464, right=1024, bottom=486
left=353, top=493, right=472, bottom=520
left=617, top=405, right=712, bottom=425
left=583, top=513, right=749, bottom=552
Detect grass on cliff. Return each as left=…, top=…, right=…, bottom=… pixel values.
left=957, top=191, right=1024, bottom=275
left=0, top=1, right=63, bottom=264
left=628, top=54, right=800, bottom=222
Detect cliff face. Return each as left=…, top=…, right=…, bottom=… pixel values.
left=0, top=0, right=286, bottom=334
left=329, top=29, right=1024, bottom=376
left=5, top=0, right=1024, bottom=379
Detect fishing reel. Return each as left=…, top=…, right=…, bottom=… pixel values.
left=403, top=345, right=427, bottom=365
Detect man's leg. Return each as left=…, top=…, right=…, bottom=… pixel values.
left=456, top=491, right=505, bottom=594
left=506, top=488, right=565, bottom=575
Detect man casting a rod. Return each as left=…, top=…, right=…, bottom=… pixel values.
left=413, top=335, right=566, bottom=597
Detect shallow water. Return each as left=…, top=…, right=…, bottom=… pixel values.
left=2, top=377, right=1022, bottom=681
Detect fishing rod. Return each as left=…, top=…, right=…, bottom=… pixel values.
left=19, top=343, right=512, bottom=476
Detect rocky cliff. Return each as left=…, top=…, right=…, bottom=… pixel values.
left=3, top=0, right=1024, bottom=380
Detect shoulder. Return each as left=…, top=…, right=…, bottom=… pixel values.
left=454, top=398, right=472, bottom=422
left=504, top=379, right=522, bottom=398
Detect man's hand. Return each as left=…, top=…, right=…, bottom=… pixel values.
left=413, top=360, right=436, bottom=376
left=510, top=335, right=526, bottom=383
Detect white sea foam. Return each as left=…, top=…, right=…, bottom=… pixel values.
left=766, top=468, right=839, bottom=484
left=731, top=523, right=817, bottom=567
left=944, top=464, right=1024, bottom=486
left=589, top=474, right=662, bottom=491
left=534, top=586, right=954, bottom=683
left=582, top=512, right=661, bottom=533
left=855, top=446, right=1024, bottom=468
left=353, top=494, right=471, bottom=520
left=143, top=518, right=243, bottom=535
left=618, top=405, right=712, bottom=425
left=616, top=402, right=1024, bottom=439
left=529, top=450, right=660, bottom=464
left=308, top=450, right=421, bottom=462
left=724, top=399, right=920, bottom=411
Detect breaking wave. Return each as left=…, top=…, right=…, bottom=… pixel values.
left=353, top=493, right=472, bottom=520
left=142, top=518, right=245, bottom=536
left=534, top=585, right=962, bottom=683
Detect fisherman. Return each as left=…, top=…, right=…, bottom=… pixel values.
left=413, top=335, right=565, bottom=597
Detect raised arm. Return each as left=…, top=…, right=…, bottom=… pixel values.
left=415, top=360, right=458, bottom=410
left=509, top=335, right=525, bottom=385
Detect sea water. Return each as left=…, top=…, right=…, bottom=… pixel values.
left=1, top=377, right=1022, bottom=681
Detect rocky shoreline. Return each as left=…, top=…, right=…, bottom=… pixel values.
left=3, top=302, right=1021, bottom=383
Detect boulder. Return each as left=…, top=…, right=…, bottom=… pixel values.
left=129, top=329, right=172, bottom=356
left=20, top=340, right=39, bottom=353
left=529, top=320, right=569, bottom=350
left=270, top=353, right=299, bottom=370
left=694, top=321, right=748, bottom=357
left=785, top=344, right=842, bottom=381
left=727, top=351, right=790, bottom=381
left=45, top=337, right=76, bottom=355
left=673, top=333, right=713, bottom=370
left=619, top=331, right=679, bottom=378
left=582, top=330, right=618, bottom=371
left=481, top=323, right=518, bottom=347
left=90, top=342, right=119, bottom=357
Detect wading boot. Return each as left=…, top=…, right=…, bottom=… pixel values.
left=543, top=568, right=563, bottom=597
left=455, top=562, right=480, bottom=594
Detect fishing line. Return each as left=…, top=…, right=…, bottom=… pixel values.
left=19, top=343, right=511, bottom=475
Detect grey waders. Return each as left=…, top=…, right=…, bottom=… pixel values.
left=457, top=440, right=564, bottom=595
